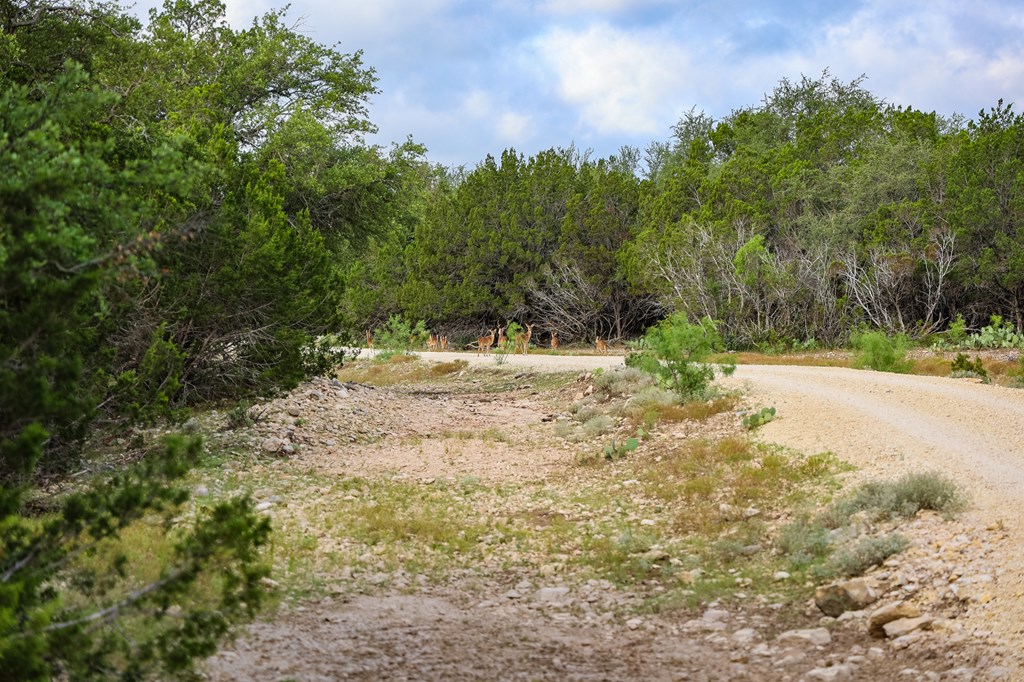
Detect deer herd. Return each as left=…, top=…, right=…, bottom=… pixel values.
left=364, top=324, right=611, bottom=355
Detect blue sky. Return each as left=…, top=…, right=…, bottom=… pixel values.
left=130, top=0, right=1024, bottom=167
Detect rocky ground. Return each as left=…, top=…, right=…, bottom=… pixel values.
left=199, top=357, right=1022, bottom=681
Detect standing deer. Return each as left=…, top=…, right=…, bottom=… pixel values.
left=550, top=332, right=559, bottom=350
left=440, top=335, right=448, bottom=351
left=595, top=336, right=608, bottom=355
left=515, top=323, right=535, bottom=355
left=476, top=329, right=496, bottom=355
left=427, top=333, right=439, bottom=351
left=497, top=325, right=508, bottom=348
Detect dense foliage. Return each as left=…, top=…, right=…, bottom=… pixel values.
left=347, top=72, right=1024, bottom=349
left=1, top=0, right=423, bottom=678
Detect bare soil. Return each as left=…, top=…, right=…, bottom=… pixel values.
left=202, top=351, right=1024, bottom=681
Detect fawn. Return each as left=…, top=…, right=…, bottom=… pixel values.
left=595, top=336, right=608, bottom=354
left=550, top=332, right=559, bottom=350
left=514, top=323, right=534, bottom=355
left=476, top=329, right=496, bottom=355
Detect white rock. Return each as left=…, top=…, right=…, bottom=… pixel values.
left=534, top=587, right=570, bottom=603
left=773, top=571, right=791, bottom=581
left=626, top=617, right=643, bottom=630
left=775, top=627, right=832, bottom=647
left=804, top=664, right=853, bottom=681
left=731, top=628, right=758, bottom=645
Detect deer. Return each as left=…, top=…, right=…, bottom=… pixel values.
left=427, top=333, right=439, bottom=351
left=365, top=329, right=375, bottom=357
left=595, top=336, right=608, bottom=355
left=550, top=331, right=559, bottom=350
left=497, top=325, right=508, bottom=348
left=440, top=335, right=448, bottom=352
left=476, top=328, right=496, bottom=355
left=514, top=323, right=534, bottom=355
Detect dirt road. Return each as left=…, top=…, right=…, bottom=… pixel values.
left=417, top=350, right=1024, bottom=515
left=417, top=349, right=1024, bottom=649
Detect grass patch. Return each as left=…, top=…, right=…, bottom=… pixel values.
left=431, top=360, right=469, bottom=376
left=811, top=533, right=909, bottom=581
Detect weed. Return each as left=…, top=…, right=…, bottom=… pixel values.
left=603, top=436, right=640, bottom=461
left=431, top=360, right=468, bottom=376
left=226, top=401, right=266, bottom=429
left=851, top=331, right=913, bottom=373
left=742, top=406, right=777, bottom=430
left=777, top=517, right=831, bottom=569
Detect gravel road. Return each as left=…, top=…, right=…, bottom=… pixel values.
left=416, top=350, right=1024, bottom=516
left=411, top=349, right=1024, bottom=649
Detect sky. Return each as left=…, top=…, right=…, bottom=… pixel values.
left=130, top=0, right=1024, bottom=168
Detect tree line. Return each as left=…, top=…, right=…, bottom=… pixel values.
left=346, top=73, right=1024, bottom=350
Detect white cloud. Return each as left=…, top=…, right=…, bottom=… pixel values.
left=536, top=0, right=665, bottom=14
left=531, top=23, right=693, bottom=135
left=498, top=111, right=532, bottom=140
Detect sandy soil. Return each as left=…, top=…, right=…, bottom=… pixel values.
left=203, top=351, right=1024, bottom=681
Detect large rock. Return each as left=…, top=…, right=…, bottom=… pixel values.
left=868, top=602, right=921, bottom=638
left=815, top=578, right=879, bottom=617
left=882, top=616, right=933, bottom=639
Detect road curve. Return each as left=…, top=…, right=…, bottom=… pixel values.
left=402, top=350, right=1024, bottom=513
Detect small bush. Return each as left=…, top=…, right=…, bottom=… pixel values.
left=625, top=313, right=735, bottom=400
left=582, top=415, right=615, bottom=438
left=594, top=367, right=653, bottom=398
left=851, top=331, right=913, bottom=373
left=777, top=518, right=832, bottom=568
left=825, top=471, right=965, bottom=523
left=812, top=533, right=909, bottom=581
left=950, top=353, right=987, bottom=379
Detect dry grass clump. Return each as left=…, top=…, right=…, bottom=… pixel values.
left=430, top=360, right=468, bottom=376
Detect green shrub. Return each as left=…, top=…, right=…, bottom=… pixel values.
left=812, top=533, right=909, bottom=580
left=777, top=518, right=832, bottom=569
left=850, top=331, right=913, bottom=373
left=826, top=471, right=966, bottom=523
left=950, top=353, right=987, bottom=379
left=625, top=313, right=735, bottom=400
left=372, top=316, right=428, bottom=360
